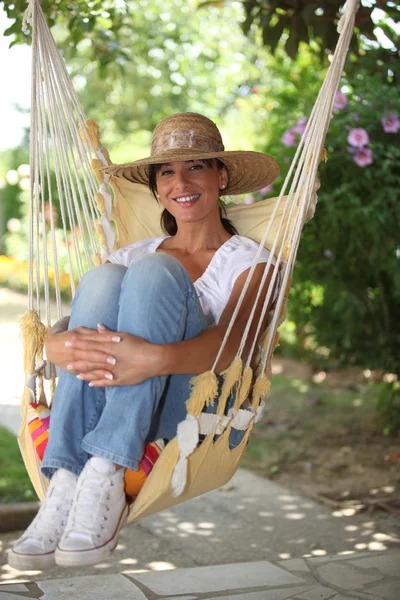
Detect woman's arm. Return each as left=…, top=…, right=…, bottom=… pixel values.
left=159, top=262, right=275, bottom=375
left=67, top=262, right=276, bottom=386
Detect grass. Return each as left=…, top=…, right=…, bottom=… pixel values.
left=0, top=426, right=36, bottom=503
left=241, top=372, right=396, bottom=496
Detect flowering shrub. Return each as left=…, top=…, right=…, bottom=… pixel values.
left=282, top=116, right=308, bottom=147
left=285, top=57, right=400, bottom=409
left=381, top=113, right=400, bottom=133
left=0, top=255, right=73, bottom=301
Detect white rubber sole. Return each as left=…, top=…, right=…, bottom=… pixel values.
left=8, top=549, right=56, bottom=571
left=55, top=503, right=129, bottom=567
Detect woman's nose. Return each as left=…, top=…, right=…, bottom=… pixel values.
left=174, top=170, right=190, bottom=189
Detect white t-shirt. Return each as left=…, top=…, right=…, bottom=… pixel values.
left=108, top=235, right=275, bottom=326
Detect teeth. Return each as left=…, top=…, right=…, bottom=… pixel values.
left=175, top=194, right=199, bottom=203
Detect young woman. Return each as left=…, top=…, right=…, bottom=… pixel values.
left=9, top=112, right=279, bottom=570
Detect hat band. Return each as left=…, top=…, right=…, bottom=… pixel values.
left=151, top=131, right=224, bottom=156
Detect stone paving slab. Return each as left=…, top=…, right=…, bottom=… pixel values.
left=132, top=561, right=304, bottom=595
left=1, top=550, right=399, bottom=600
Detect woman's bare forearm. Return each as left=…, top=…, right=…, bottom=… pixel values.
left=157, top=325, right=238, bottom=376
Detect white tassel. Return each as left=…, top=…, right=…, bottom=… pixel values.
left=231, top=408, right=254, bottom=431
left=171, top=458, right=188, bottom=498
left=255, top=401, right=265, bottom=423
left=171, top=414, right=199, bottom=497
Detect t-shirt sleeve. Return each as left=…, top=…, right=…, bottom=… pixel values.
left=107, top=237, right=161, bottom=267
left=107, top=247, right=126, bottom=265
left=228, top=244, right=276, bottom=293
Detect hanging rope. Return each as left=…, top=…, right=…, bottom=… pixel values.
left=175, top=0, right=360, bottom=494
left=19, top=0, right=359, bottom=505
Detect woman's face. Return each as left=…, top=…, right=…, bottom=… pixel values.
left=155, top=160, right=228, bottom=226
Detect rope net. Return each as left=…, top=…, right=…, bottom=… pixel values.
left=19, top=0, right=359, bottom=502
left=23, top=0, right=116, bottom=326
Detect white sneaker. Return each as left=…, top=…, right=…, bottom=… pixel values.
left=8, top=469, right=77, bottom=570
left=55, top=457, right=128, bottom=567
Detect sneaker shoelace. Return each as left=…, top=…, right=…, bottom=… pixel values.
left=64, top=468, right=118, bottom=543
left=22, top=485, right=73, bottom=543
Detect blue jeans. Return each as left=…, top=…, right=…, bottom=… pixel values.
left=42, top=254, right=213, bottom=479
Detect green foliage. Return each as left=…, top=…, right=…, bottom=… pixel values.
left=4, top=0, right=129, bottom=69
left=0, top=426, right=36, bottom=502
left=288, top=56, right=400, bottom=379
left=240, top=0, right=400, bottom=63
left=376, top=380, right=400, bottom=435
left=0, top=146, right=29, bottom=225
left=6, top=0, right=400, bottom=68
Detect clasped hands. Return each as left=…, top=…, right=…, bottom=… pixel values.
left=45, top=324, right=160, bottom=387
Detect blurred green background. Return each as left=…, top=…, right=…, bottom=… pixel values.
left=1, top=0, right=399, bottom=437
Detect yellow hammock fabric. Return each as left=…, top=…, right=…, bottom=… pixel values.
left=19, top=129, right=296, bottom=522
left=18, top=0, right=359, bottom=524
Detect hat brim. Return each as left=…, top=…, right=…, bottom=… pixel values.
left=100, top=149, right=280, bottom=196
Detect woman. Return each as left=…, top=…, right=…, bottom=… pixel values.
left=9, top=112, right=279, bottom=570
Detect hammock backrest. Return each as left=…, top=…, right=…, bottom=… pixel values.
left=18, top=0, right=360, bottom=518
left=92, top=166, right=298, bottom=254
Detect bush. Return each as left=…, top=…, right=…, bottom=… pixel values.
left=290, top=57, right=400, bottom=378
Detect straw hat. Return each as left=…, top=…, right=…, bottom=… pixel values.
left=100, top=113, right=280, bottom=196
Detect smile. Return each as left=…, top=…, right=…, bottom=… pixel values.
left=174, top=194, right=200, bottom=204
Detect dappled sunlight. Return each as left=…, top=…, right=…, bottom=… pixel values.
left=0, top=561, right=41, bottom=584
left=147, top=561, right=175, bottom=571
left=93, top=562, right=113, bottom=569
left=119, top=558, right=138, bottom=565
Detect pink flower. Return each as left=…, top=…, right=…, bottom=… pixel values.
left=353, top=148, right=373, bottom=167
left=292, top=116, right=308, bottom=135
left=259, top=184, right=273, bottom=195
left=347, top=128, right=369, bottom=148
left=381, top=113, right=400, bottom=133
left=244, top=195, right=255, bottom=204
left=334, top=91, right=348, bottom=110
left=282, top=130, right=296, bottom=147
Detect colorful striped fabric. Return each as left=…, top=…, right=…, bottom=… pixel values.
left=27, top=402, right=164, bottom=498
left=27, top=402, right=51, bottom=461
left=124, top=439, right=165, bottom=498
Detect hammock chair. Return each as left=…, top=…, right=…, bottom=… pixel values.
left=18, top=0, right=360, bottom=523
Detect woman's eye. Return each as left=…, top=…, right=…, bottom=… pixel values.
left=190, top=164, right=203, bottom=170
left=161, top=169, right=173, bottom=176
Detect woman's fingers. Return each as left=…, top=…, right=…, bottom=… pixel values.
left=76, top=369, right=114, bottom=383
left=88, top=379, right=115, bottom=388
left=66, top=333, right=121, bottom=347
left=66, top=360, right=114, bottom=374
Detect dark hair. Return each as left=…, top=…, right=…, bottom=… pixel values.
left=148, top=159, right=238, bottom=236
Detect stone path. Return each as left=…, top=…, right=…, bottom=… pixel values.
left=1, top=287, right=399, bottom=597
left=1, top=550, right=399, bottom=599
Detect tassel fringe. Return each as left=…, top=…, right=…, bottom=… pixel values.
left=251, top=374, right=271, bottom=409
left=235, top=365, right=253, bottom=410
left=20, top=310, right=48, bottom=408
left=186, top=371, right=219, bottom=417
left=216, top=356, right=242, bottom=416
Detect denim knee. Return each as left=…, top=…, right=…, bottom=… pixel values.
left=70, top=263, right=127, bottom=330
left=77, top=263, right=127, bottom=294
left=123, top=253, right=191, bottom=294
